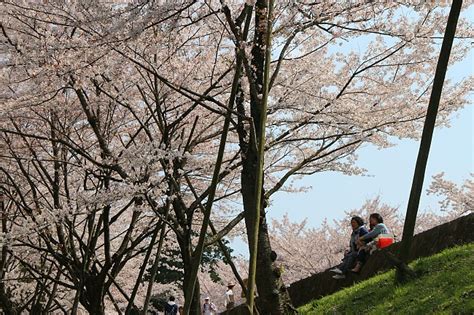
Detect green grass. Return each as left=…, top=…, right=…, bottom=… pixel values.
left=299, top=243, right=474, bottom=315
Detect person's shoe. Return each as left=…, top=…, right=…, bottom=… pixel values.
left=351, top=263, right=362, bottom=274
left=329, top=267, right=343, bottom=274
left=332, top=274, right=346, bottom=280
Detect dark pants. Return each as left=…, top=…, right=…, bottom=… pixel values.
left=338, top=251, right=357, bottom=273
left=357, top=248, right=368, bottom=265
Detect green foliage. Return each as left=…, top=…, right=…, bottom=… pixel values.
left=147, top=236, right=234, bottom=288
left=299, top=243, right=474, bottom=314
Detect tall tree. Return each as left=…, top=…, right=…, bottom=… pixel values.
left=247, top=0, right=277, bottom=313
left=397, top=0, right=463, bottom=281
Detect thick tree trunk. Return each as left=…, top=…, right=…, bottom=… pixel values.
left=179, top=233, right=201, bottom=315
left=238, top=0, right=295, bottom=313
left=255, top=217, right=287, bottom=314
left=183, top=256, right=202, bottom=315
left=0, top=284, right=17, bottom=315
left=83, top=295, right=105, bottom=314
left=184, top=278, right=201, bottom=315
left=237, top=0, right=295, bottom=313
left=241, top=165, right=294, bottom=314
left=80, top=276, right=106, bottom=315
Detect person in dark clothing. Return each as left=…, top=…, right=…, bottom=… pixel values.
left=330, top=216, right=368, bottom=279
left=164, top=296, right=178, bottom=315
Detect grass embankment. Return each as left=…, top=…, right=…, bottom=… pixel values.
left=299, top=243, right=474, bottom=314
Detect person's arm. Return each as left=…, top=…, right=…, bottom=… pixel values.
left=360, top=225, right=383, bottom=241
left=359, top=227, right=368, bottom=237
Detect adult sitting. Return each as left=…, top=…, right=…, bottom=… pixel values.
left=351, top=213, right=391, bottom=273
left=330, top=216, right=368, bottom=279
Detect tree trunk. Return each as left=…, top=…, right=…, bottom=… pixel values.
left=0, top=283, right=17, bottom=315
left=80, top=276, right=106, bottom=315
left=397, top=0, right=462, bottom=281
left=178, top=229, right=201, bottom=315
left=256, top=216, right=287, bottom=314
left=183, top=253, right=202, bottom=315
left=237, top=0, right=295, bottom=313
left=241, top=168, right=293, bottom=314
left=237, top=0, right=293, bottom=315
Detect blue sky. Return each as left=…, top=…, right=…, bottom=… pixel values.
left=267, top=103, right=472, bottom=227
left=231, top=5, right=473, bottom=255
left=266, top=32, right=473, bottom=228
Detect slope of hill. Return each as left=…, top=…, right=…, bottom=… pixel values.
left=288, top=213, right=474, bottom=308
left=299, top=243, right=474, bottom=314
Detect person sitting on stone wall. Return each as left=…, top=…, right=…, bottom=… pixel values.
left=330, top=216, right=368, bottom=279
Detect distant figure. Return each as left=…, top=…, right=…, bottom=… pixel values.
left=164, top=296, right=178, bottom=315
left=202, top=296, right=217, bottom=315
left=224, top=282, right=235, bottom=310
left=330, top=216, right=368, bottom=279
left=352, top=213, right=391, bottom=273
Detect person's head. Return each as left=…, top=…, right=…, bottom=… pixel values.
left=204, top=297, right=210, bottom=303
left=369, top=213, right=383, bottom=226
left=227, top=282, right=235, bottom=289
left=169, top=296, right=175, bottom=302
left=350, top=216, right=364, bottom=230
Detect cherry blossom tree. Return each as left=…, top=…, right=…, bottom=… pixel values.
left=0, top=1, right=244, bottom=313
left=427, top=173, right=473, bottom=218
left=0, top=0, right=473, bottom=314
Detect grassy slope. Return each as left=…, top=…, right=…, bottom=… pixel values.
left=299, top=243, right=474, bottom=315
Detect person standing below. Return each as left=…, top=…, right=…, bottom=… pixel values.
left=202, top=296, right=217, bottom=315
left=224, top=282, right=235, bottom=310
left=164, top=296, right=178, bottom=315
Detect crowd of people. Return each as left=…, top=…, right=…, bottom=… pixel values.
left=330, top=213, right=393, bottom=279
